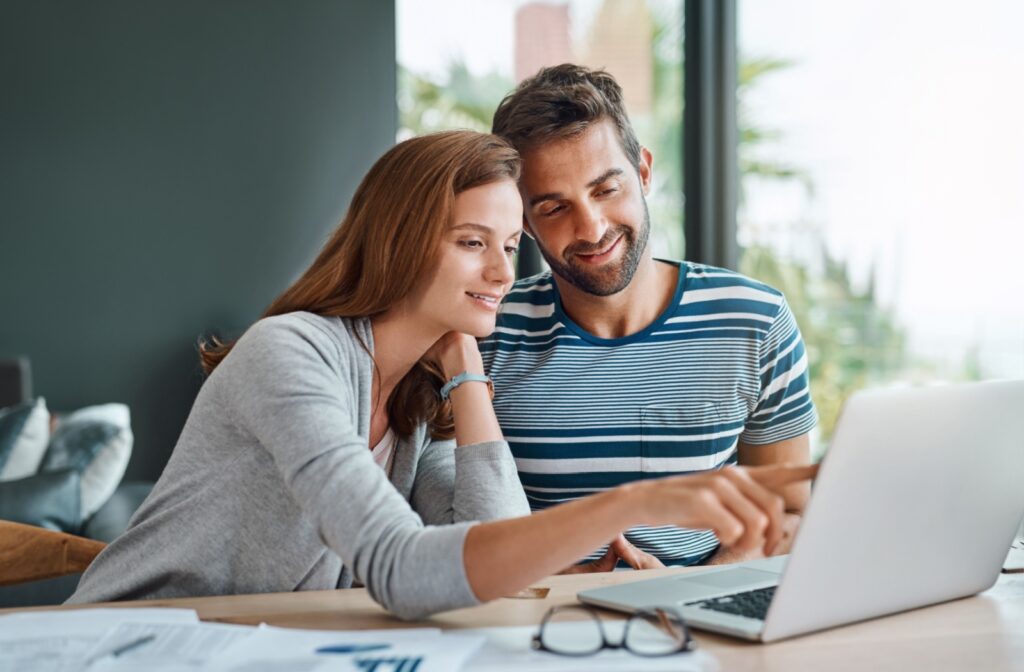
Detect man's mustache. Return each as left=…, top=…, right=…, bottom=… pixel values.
left=565, top=227, right=629, bottom=258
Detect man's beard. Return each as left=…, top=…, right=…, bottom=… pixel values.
left=537, top=199, right=651, bottom=297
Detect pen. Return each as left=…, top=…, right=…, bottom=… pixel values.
left=315, top=643, right=391, bottom=654
left=86, top=633, right=157, bottom=666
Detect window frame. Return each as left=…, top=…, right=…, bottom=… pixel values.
left=683, top=0, right=738, bottom=271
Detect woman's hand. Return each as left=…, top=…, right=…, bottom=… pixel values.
left=463, top=464, right=818, bottom=603
left=706, top=512, right=803, bottom=565
left=627, top=464, right=818, bottom=557
left=426, top=331, right=484, bottom=380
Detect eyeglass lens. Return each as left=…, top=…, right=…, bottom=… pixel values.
left=625, top=609, right=691, bottom=655
left=538, top=606, right=606, bottom=655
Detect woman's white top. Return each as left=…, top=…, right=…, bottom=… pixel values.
left=371, top=428, right=396, bottom=473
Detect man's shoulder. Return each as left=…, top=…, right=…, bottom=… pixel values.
left=679, top=261, right=784, bottom=299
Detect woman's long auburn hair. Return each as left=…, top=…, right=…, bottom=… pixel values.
left=199, top=131, right=521, bottom=439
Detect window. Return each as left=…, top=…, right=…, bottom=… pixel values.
left=738, top=0, right=1024, bottom=454
left=397, top=0, right=685, bottom=260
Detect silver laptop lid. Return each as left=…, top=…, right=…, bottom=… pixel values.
left=762, top=380, right=1024, bottom=642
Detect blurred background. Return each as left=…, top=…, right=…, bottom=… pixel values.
left=3, top=0, right=1023, bottom=482
left=399, top=0, right=1024, bottom=457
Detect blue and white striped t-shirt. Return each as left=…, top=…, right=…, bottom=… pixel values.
left=480, top=261, right=817, bottom=565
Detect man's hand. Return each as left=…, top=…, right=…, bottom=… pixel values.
left=705, top=512, right=802, bottom=565
left=559, top=534, right=666, bottom=574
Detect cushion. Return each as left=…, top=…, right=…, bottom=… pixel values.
left=0, top=468, right=80, bottom=532
left=0, top=398, right=50, bottom=481
left=40, top=404, right=133, bottom=521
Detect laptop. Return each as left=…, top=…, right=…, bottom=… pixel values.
left=579, top=380, right=1024, bottom=643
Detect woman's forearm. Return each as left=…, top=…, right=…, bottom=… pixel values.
left=462, top=485, right=643, bottom=601
left=461, top=463, right=821, bottom=602
left=438, top=334, right=504, bottom=447
left=448, top=379, right=503, bottom=447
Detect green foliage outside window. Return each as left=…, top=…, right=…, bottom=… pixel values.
left=736, top=57, right=908, bottom=450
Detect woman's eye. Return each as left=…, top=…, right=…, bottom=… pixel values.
left=459, top=239, right=484, bottom=249
left=504, top=246, right=519, bottom=256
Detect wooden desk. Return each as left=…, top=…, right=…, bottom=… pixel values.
left=5, top=567, right=1024, bottom=671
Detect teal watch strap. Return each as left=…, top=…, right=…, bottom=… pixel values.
left=440, top=372, right=491, bottom=400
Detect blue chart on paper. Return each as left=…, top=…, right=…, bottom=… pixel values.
left=353, top=656, right=424, bottom=672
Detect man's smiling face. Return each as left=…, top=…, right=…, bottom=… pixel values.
left=519, top=119, right=652, bottom=297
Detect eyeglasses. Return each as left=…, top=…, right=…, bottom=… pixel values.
left=532, top=605, right=696, bottom=657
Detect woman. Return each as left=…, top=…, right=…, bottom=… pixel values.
left=69, top=131, right=814, bottom=618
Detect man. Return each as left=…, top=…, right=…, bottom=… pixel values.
left=481, top=64, right=817, bottom=568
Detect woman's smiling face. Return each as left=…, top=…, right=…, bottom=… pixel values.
left=405, top=178, right=523, bottom=338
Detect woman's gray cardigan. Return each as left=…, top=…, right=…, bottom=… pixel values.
left=67, top=313, right=531, bottom=619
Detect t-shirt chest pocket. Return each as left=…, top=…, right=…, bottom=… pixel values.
left=639, top=402, right=733, bottom=473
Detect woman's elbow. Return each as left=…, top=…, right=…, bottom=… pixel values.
left=369, top=586, right=442, bottom=621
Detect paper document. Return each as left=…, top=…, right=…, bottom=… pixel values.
left=0, top=608, right=715, bottom=671
left=459, top=622, right=717, bottom=671
left=208, top=625, right=482, bottom=672
left=0, top=608, right=199, bottom=672
left=85, top=621, right=253, bottom=671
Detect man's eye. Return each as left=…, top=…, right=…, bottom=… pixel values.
left=542, top=205, right=564, bottom=217
left=597, top=187, right=618, bottom=197
left=504, top=246, right=519, bottom=256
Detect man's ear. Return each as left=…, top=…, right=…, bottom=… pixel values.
left=638, top=146, right=654, bottom=195
left=521, top=213, right=536, bottom=240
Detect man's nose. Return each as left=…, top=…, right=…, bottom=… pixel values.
left=574, top=202, right=608, bottom=244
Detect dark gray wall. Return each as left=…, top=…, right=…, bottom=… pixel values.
left=1, top=1, right=397, bottom=480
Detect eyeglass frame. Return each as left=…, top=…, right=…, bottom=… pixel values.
left=531, top=604, right=697, bottom=657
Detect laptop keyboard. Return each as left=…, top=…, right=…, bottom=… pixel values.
left=687, top=585, right=776, bottom=620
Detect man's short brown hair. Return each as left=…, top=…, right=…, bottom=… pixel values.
left=491, top=63, right=642, bottom=171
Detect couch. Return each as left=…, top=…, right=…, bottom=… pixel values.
left=0, top=358, right=153, bottom=607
